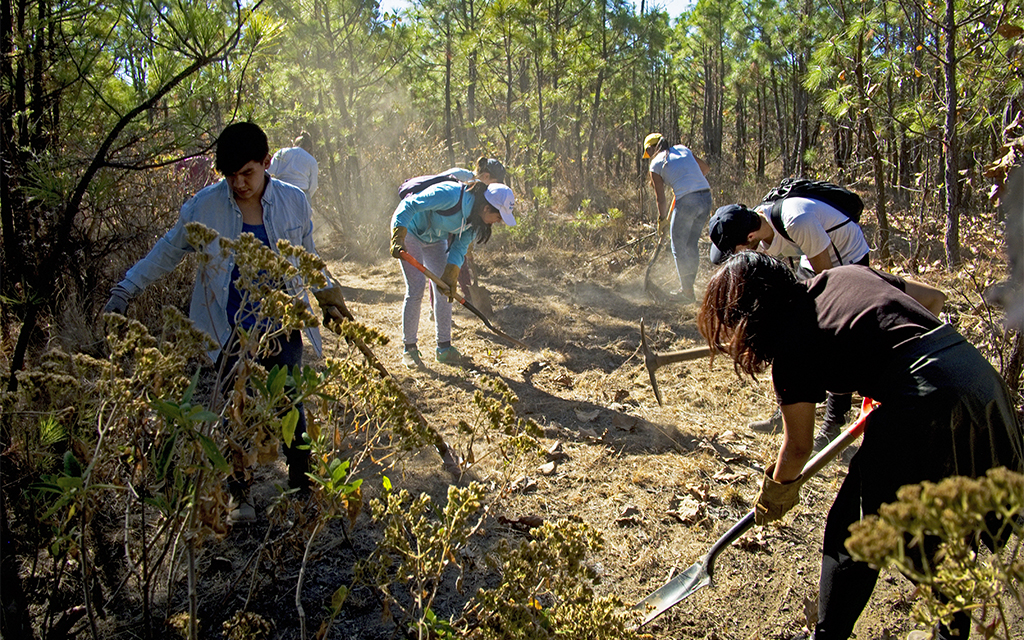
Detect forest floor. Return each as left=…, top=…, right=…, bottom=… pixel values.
left=182, top=226, right=1021, bottom=640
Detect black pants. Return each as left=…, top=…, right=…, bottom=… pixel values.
left=219, top=330, right=309, bottom=492
left=814, top=326, right=1023, bottom=639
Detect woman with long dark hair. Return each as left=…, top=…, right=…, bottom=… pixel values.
left=698, top=252, right=1023, bottom=640
left=390, top=180, right=515, bottom=368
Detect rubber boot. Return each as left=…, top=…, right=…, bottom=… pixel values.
left=814, top=393, right=852, bottom=451
left=228, top=477, right=256, bottom=525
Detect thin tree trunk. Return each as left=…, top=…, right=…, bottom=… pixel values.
left=942, top=0, right=961, bottom=268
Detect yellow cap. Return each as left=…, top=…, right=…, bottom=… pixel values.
left=642, top=133, right=663, bottom=158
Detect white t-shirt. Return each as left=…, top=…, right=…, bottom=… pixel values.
left=756, top=197, right=870, bottom=270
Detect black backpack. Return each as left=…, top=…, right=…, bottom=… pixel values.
left=761, top=178, right=863, bottom=242
left=398, top=173, right=464, bottom=216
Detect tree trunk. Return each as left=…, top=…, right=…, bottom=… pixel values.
left=942, top=0, right=961, bottom=268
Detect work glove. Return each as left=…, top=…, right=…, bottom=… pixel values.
left=754, top=463, right=802, bottom=525
left=440, top=264, right=460, bottom=302
left=390, top=226, right=408, bottom=259
left=657, top=216, right=670, bottom=238
left=313, top=285, right=354, bottom=327
left=103, top=284, right=131, bottom=315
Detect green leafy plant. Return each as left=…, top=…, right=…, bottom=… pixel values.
left=459, top=519, right=638, bottom=640
left=455, top=376, right=543, bottom=484
left=355, top=481, right=486, bottom=640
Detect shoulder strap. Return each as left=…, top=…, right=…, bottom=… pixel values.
left=436, top=186, right=466, bottom=216
left=769, top=200, right=794, bottom=242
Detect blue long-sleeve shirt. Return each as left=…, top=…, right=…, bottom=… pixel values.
left=390, top=182, right=477, bottom=268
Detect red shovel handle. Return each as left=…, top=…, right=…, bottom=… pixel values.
left=399, top=250, right=461, bottom=302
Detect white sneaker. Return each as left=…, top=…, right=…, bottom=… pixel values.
left=228, top=494, right=256, bottom=525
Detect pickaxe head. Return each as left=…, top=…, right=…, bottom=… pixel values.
left=640, top=318, right=664, bottom=406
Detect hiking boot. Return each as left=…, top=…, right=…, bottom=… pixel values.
left=667, top=288, right=697, bottom=304
left=435, top=345, right=468, bottom=365
left=402, top=348, right=423, bottom=369
left=228, top=491, right=256, bottom=525
left=812, top=421, right=843, bottom=453
left=749, top=409, right=783, bottom=434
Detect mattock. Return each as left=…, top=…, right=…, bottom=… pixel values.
left=640, top=318, right=711, bottom=406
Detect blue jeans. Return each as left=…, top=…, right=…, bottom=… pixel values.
left=670, top=189, right=713, bottom=295
left=220, top=330, right=308, bottom=492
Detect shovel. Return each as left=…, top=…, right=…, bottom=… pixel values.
left=632, top=397, right=878, bottom=627
left=398, top=250, right=535, bottom=352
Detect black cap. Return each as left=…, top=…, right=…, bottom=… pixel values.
left=708, top=204, right=760, bottom=264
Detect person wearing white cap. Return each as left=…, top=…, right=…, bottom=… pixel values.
left=642, top=132, right=713, bottom=302
left=390, top=180, right=515, bottom=367
left=432, top=157, right=507, bottom=306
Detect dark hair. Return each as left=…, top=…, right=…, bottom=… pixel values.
left=465, top=181, right=493, bottom=245
left=697, top=252, right=813, bottom=377
left=475, top=156, right=506, bottom=183
left=215, top=122, right=270, bottom=176
left=295, top=131, right=313, bottom=152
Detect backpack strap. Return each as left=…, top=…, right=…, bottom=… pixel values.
left=769, top=200, right=794, bottom=242
left=432, top=186, right=466, bottom=218
left=772, top=198, right=850, bottom=266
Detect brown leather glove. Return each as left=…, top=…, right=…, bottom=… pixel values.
left=390, top=226, right=408, bottom=259
left=657, top=215, right=670, bottom=238
left=754, top=463, right=802, bottom=525
left=440, top=264, right=460, bottom=302
left=313, top=286, right=354, bottom=325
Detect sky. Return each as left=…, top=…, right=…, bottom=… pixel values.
left=379, top=0, right=694, bottom=20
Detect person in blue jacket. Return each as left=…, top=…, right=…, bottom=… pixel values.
left=389, top=180, right=515, bottom=368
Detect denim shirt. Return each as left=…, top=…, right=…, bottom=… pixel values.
left=390, top=182, right=477, bottom=268
left=118, top=176, right=323, bottom=361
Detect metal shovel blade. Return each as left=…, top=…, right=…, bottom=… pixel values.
left=632, top=560, right=711, bottom=626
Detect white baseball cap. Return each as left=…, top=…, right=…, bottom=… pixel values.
left=484, top=183, right=516, bottom=226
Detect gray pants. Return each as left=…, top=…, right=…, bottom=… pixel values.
left=399, top=234, right=452, bottom=348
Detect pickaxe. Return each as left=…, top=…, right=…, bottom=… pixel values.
left=640, top=318, right=711, bottom=406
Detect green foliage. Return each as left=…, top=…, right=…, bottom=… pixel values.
left=356, top=481, right=487, bottom=637
left=455, top=376, right=543, bottom=483
left=461, top=519, right=638, bottom=640
left=846, top=467, right=1024, bottom=639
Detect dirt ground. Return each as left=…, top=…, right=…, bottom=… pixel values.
left=199, top=230, right=1018, bottom=640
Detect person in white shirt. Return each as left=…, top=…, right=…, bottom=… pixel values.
left=643, top=132, right=714, bottom=302
left=708, top=199, right=870, bottom=276
left=269, top=132, right=319, bottom=199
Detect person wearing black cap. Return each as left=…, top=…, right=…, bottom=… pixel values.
left=708, top=200, right=869, bottom=276
left=642, top=132, right=713, bottom=302
left=707, top=200, right=946, bottom=444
